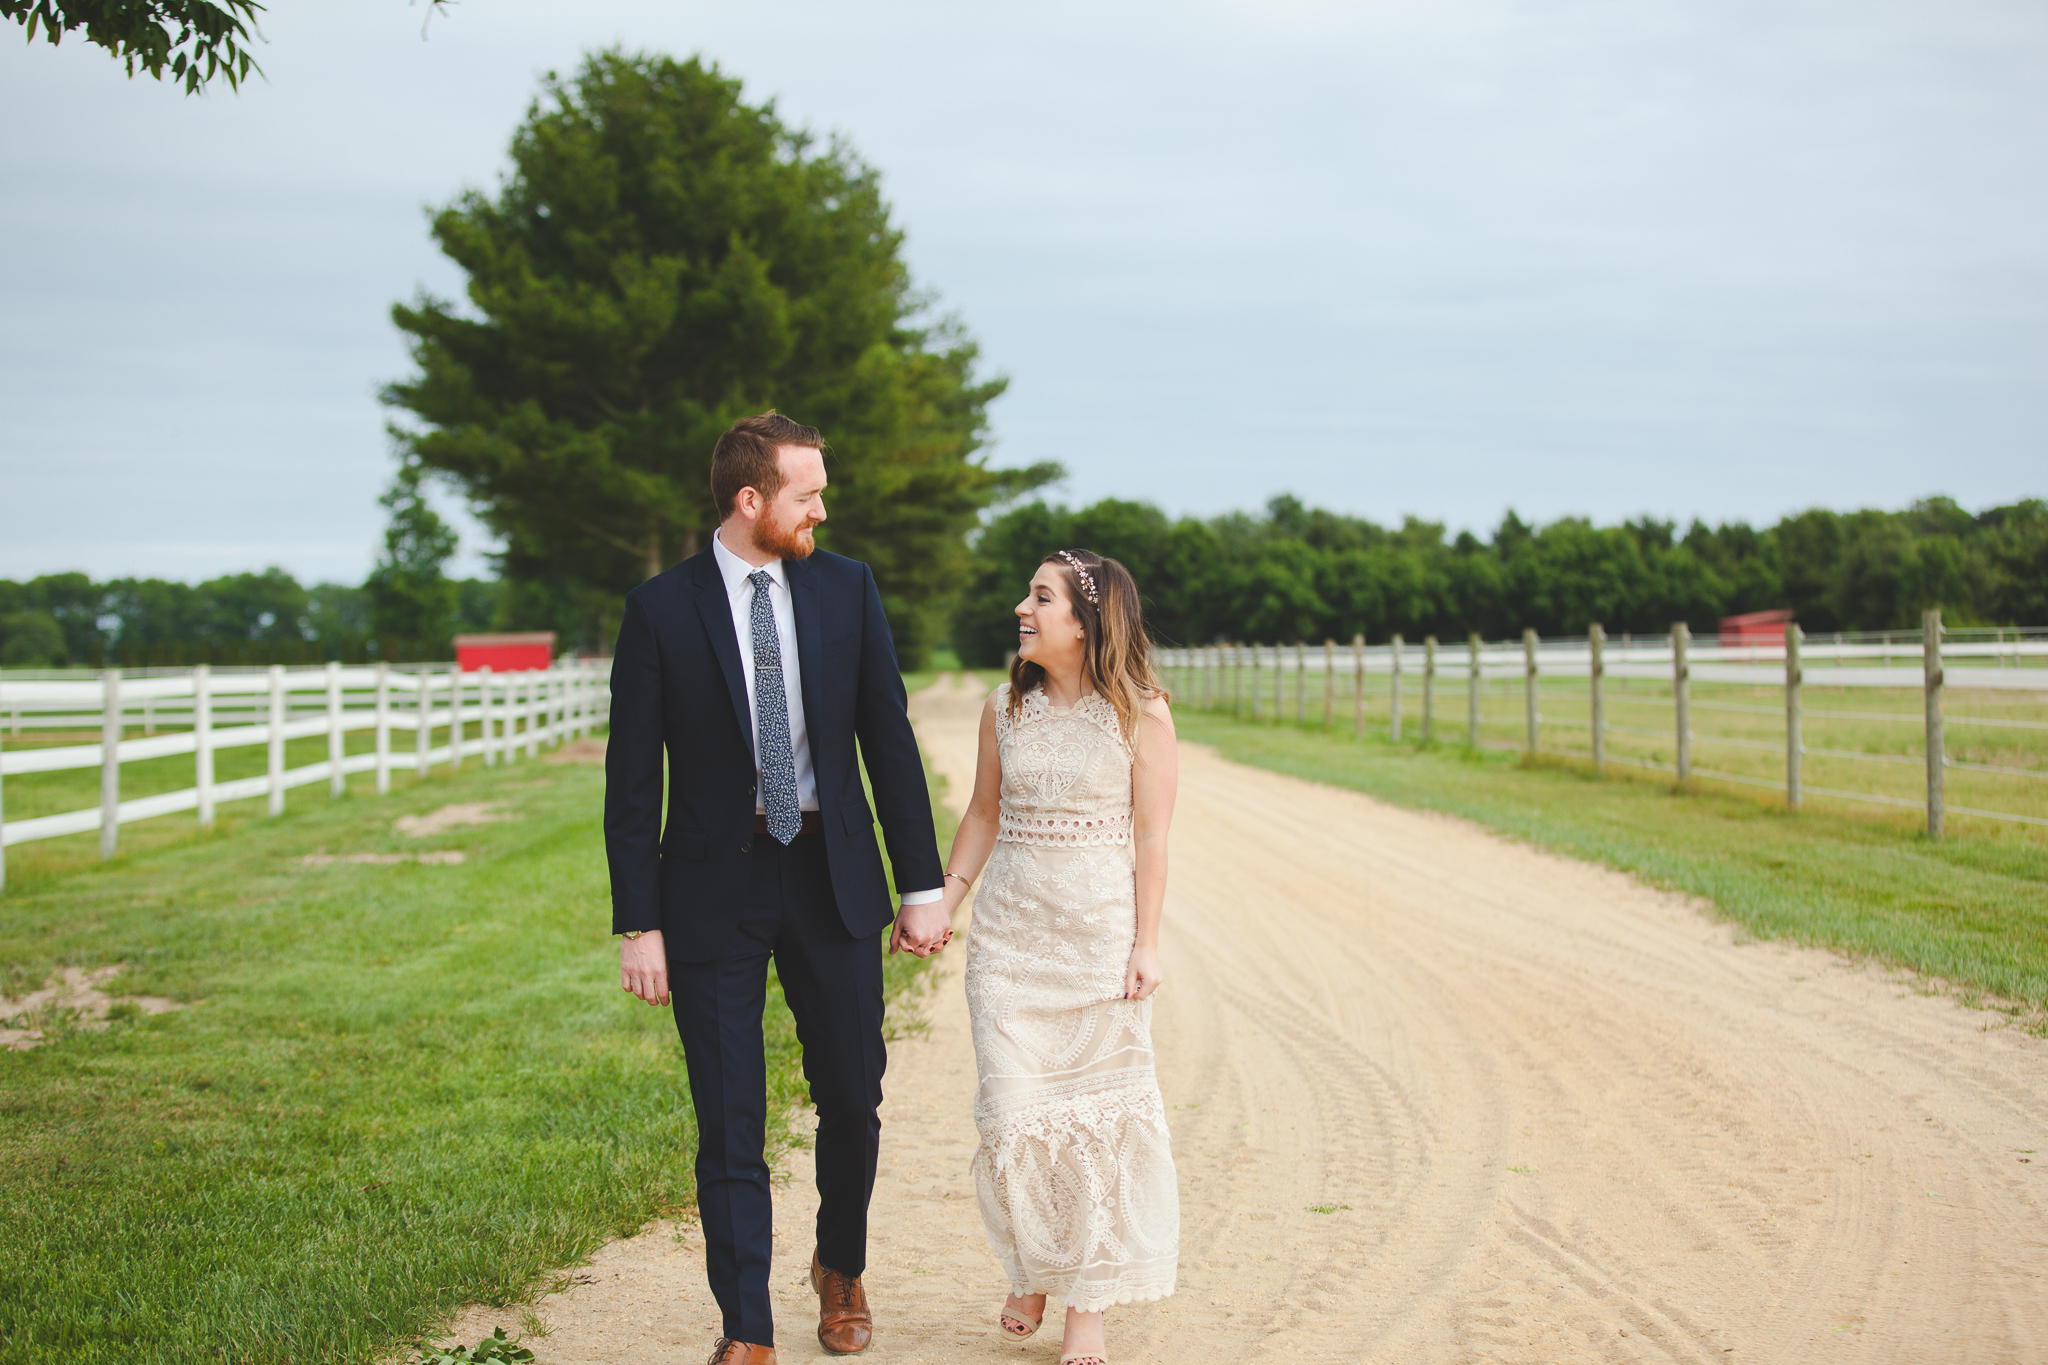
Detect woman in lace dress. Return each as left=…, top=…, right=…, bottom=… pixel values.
left=921, top=548, right=1179, bottom=1365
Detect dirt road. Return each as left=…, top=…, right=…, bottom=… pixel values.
left=450, top=675, right=2046, bottom=1363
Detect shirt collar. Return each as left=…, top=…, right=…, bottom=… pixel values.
left=712, top=527, right=788, bottom=597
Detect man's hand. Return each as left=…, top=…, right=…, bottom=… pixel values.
left=621, top=930, right=670, bottom=1006
left=888, top=900, right=954, bottom=958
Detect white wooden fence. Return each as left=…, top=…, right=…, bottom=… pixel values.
left=1158, top=614, right=2048, bottom=838
left=0, top=660, right=612, bottom=889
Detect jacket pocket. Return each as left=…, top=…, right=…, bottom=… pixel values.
left=840, top=803, right=873, bottom=835
left=666, top=832, right=708, bottom=861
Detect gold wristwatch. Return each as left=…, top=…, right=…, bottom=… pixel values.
left=622, top=930, right=647, bottom=939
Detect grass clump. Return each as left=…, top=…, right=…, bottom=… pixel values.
left=1175, top=709, right=2048, bottom=1021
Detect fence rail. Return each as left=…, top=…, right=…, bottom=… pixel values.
left=1157, top=616, right=2048, bottom=837
left=0, top=660, right=613, bottom=889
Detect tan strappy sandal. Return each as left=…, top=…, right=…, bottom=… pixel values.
left=998, top=1294, right=1044, bottom=1340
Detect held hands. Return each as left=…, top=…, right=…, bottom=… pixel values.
left=620, top=930, right=670, bottom=1007
left=888, top=897, right=956, bottom=958
left=1124, top=944, right=1164, bottom=1001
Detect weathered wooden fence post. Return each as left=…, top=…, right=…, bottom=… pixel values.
left=1467, top=633, right=1482, bottom=747
left=1422, top=635, right=1437, bottom=742
left=1587, top=624, right=1605, bottom=774
left=1785, top=623, right=1802, bottom=809
left=326, top=660, right=346, bottom=798
left=1295, top=641, right=1308, bottom=721
left=194, top=663, right=216, bottom=828
left=1323, top=639, right=1335, bottom=727
left=374, top=662, right=392, bottom=796
left=100, top=668, right=122, bottom=859
left=266, top=665, right=287, bottom=817
left=1388, top=634, right=1403, bottom=742
left=1924, top=607, right=1944, bottom=839
left=1523, top=628, right=1540, bottom=754
left=1353, top=634, right=1367, bottom=738
left=1233, top=645, right=1244, bottom=718
left=1672, top=623, right=1691, bottom=783
left=1250, top=646, right=1263, bottom=722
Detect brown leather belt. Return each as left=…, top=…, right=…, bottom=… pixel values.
left=754, top=810, right=823, bottom=836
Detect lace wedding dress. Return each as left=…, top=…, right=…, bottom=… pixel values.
left=964, top=683, right=1179, bottom=1312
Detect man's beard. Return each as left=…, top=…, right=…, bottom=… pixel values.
left=755, top=512, right=817, bottom=560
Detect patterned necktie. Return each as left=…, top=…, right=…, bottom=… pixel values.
left=748, top=569, right=802, bottom=845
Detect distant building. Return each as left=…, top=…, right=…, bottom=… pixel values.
left=454, top=632, right=556, bottom=672
left=1718, top=609, right=1793, bottom=646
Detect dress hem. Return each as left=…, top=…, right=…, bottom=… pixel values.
left=1008, top=1282, right=1177, bottom=1314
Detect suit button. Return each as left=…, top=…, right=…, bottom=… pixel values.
left=739, top=841, right=752, bottom=854
left=747, top=783, right=756, bottom=796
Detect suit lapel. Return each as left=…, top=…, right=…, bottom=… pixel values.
left=689, top=551, right=754, bottom=748
left=788, top=556, right=826, bottom=747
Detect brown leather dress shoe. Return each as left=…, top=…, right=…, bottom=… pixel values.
left=706, top=1338, right=776, bottom=1365
left=810, top=1250, right=874, bottom=1355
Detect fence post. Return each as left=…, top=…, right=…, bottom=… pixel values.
left=267, top=665, right=287, bottom=817
left=1250, top=646, right=1262, bottom=722
left=1422, top=636, right=1437, bottom=742
left=1588, top=624, right=1605, bottom=775
left=528, top=671, right=542, bottom=759
left=1353, top=634, right=1367, bottom=738
left=414, top=671, right=432, bottom=778
left=1295, top=641, right=1307, bottom=722
left=194, top=663, right=216, bottom=828
left=1467, top=633, right=1482, bottom=747
left=100, top=669, right=123, bottom=860
left=1672, top=623, right=1691, bottom=783
left=374, top=662, right=392, bottom=796
left=450, top=667, right=467, bottom=770
left=1523, top=628, right=1539, bottom=754
left=479, top=666, right=496, bottom=767
left=1784, top=623, right=1802, bottom=810
left=1388, top=634, right=1403, bottom=742
left=326, top=660, right=346, bottom=798
left=1322, top=639, right=1334, bottom=727
left=1924, top=607, right=1944, bottom=840
left=0, top=742, right=7, bottom=891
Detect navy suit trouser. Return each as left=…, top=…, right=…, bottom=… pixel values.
left=669, top=828, right=887, bottom=1348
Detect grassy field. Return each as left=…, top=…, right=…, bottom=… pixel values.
left=0, top=711, right=952, bottom=1364
left=1160, top=655, right=2048, bottom=828
left=1172, top=704, right=2048, bottom=1022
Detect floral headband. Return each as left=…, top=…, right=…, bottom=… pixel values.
left=1056, top=550, right=1099, bottom=605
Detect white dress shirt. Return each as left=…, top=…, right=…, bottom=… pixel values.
left=711, top=530, right=940, bottom=906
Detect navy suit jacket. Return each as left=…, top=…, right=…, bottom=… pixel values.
left=603, top=546, right=942, bottom=961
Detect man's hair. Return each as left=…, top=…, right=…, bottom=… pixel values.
left=710, top=411, right=826, bottom=518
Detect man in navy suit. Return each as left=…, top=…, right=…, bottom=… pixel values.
left=605, top=412, right=952, bottom=1365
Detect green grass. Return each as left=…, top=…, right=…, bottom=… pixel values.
left=1174, top=707, right=2048, bottom=1022
left=0, top=706, right=954, bottom=1364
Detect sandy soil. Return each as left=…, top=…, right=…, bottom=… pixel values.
left=439, top=674, right=2046, bottom=1364
left=0, top=965, right=183, bottom=1051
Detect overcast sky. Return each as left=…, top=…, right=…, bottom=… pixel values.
left=3, top=0, right=2043, bottom=584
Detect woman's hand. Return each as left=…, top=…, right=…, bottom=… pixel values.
left=1124, top=944, right=1164, bottom=1001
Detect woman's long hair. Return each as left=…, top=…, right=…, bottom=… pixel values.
left=1008, top=549, right=1168, bottom=748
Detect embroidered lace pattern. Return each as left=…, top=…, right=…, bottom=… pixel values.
left=965, top=684, right=1179, bottom=1312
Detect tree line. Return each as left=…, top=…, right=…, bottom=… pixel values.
left=951, top=494, right=2048, bottom=666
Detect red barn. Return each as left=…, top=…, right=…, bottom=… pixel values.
left=454, top=632, right=556, bottom=672
left=1718, top=609, right=1793, bottom=647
